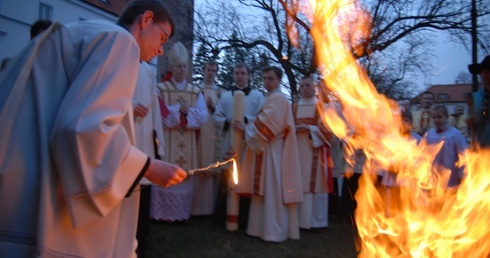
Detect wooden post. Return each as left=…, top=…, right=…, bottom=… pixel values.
left=465, top=92, right=476, bottom=148
left=471, top=0, right=479, bottom=93
left=226, top=91, right=244, bottom=231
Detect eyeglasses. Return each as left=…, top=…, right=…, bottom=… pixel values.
left=154, top=20, right=170, bottom=46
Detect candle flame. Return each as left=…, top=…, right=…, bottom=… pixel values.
left=232, top=159, right=238, bottom=185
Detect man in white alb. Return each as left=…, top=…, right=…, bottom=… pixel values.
left=192, top=59, right=222, bottom=216
left=0, top=1, right=186, bottom=257
left=294, top=76, right=332, bottom=229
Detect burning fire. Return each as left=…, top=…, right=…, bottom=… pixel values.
left=286, top=0, right=490, bottom=257
left=232, top=159, right=239, bottom=185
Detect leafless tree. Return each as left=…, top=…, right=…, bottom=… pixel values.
left=454, top=71, right=478, bottom=84
left=194, top=0, right=490, bottom=99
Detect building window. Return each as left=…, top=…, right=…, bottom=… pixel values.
left=438, top=94, right=449, bottom=101
left=39, top=3, right=53, bottom=20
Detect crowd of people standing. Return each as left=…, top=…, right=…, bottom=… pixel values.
left=137, top=49, right=489, bottom=248
left=0, top=0, right=489, bottom=256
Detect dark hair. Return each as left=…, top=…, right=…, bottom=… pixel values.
left=300, top=73, right=314, bottom=81
left=204, top=59, right=219, bottom=71
left=421, top=91, right=435, bottom=100
left=262, top=66, right=283, bottom=79
left=234, top=63, right=250, bottom=75
left=432, top=104, right=448, bottom=117
left=30, top=20, right=52, bottom=39
left=299, top=75, right=314, bottom=83
left=118, top=0, right=175, bottom=38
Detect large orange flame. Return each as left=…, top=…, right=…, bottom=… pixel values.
left=287, top=0, right=490, bottom=257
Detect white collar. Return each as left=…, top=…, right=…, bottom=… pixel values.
left=299, top=97, right=317, bottom=105
left=201, top=81, right=217, bottom=89
left=172, top=78, right=187, bottom=90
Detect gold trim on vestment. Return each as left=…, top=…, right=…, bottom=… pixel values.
left=254, top=117, right=275, bottom=141
left=292, top=103, right=320, bottom=125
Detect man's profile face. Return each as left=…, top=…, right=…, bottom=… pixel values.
left=137, top=12, right=172, bottom=62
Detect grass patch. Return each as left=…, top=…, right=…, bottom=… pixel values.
left=146, top=216, right=357, bottom=258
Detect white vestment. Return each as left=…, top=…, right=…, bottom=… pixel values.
left=191, top=82, right=222, bottom=215
left=424, top=125, right=468, bottom=187
left=237, top=89, right=303, bottom=242
left=0, top=21, right=148, bottom=258
left=150, top=79, right=208, bottom=221
left=294, top=97, right=331, bottom=229
left=213, top=87, right=264, bottom=159
left=133, top=62, right=165, bottom=185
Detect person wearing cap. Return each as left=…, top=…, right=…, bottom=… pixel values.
left=468, top=55, right=490, bottom=148
left=0, top=1, right=187, bottom=257
left=150, top=41, right=208, bottom=222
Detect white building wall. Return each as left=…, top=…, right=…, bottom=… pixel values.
left=0, top=0, right=117, bottom=62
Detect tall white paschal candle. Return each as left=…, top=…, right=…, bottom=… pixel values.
left=226, top=90, right=244, bottom=231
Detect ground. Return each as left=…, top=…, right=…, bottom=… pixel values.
left=146, top=215, right=358, bottom=258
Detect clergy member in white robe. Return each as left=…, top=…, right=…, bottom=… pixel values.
left=235, top=66, right=303, bottom=242
left=294, top=76, right=332, bottom=229
left=133, top=61, right=166, bottom=257
left=213, top=63, right=264, bottom=226
left=192, top=59, right=222, bottom=215
left=134, top=62, right=166, bottom=173
left=214, top=63, right=265, bottom=160
left=150, top=41, right=208, bottom=221
left=0, top=3, right=187, bottom=257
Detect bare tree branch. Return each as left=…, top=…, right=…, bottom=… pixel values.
left=194, top=0, right=490, bottom=98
